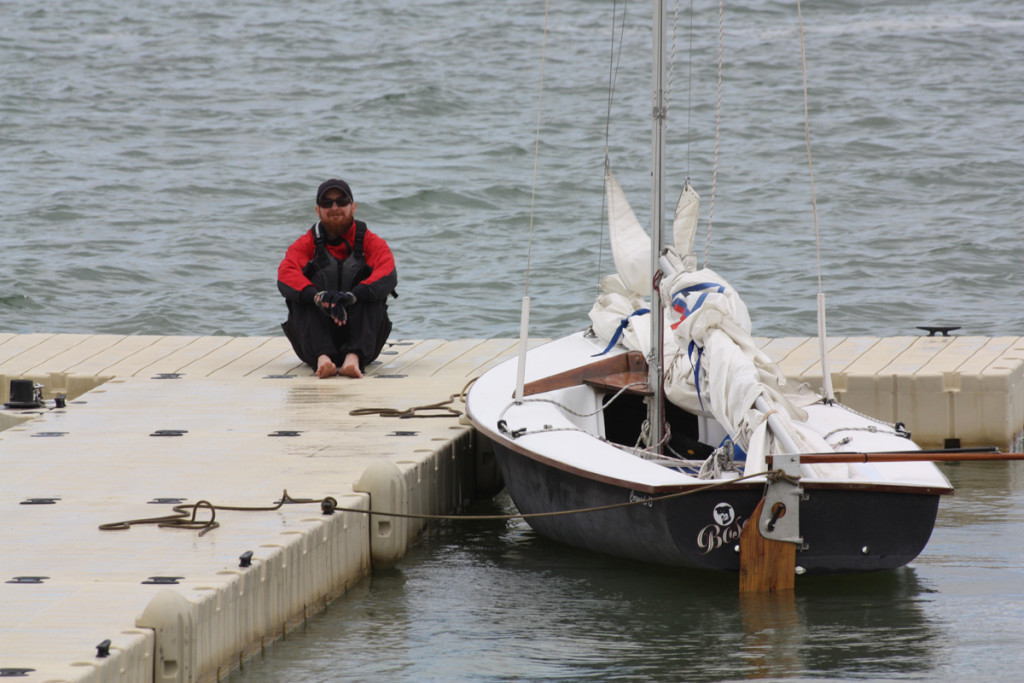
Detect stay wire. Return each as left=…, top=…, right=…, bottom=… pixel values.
left=599, top=0, right=630, bottom=291
left=686, top=0, right=694, bottom=180
left=665, top=0, right=680, bottom=113
left=796, top=0, right=825, bottom=293
left=704, top=0, right=725, bottom=268
left=524, top=0, right=551, bottom=298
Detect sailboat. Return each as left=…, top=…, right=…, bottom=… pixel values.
left=465, top=1, right=953, bottom=583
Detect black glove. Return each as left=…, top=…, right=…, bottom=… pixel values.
left=314, top=290, right=357, bottom=324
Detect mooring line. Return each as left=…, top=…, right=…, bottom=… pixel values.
left=98, top=472, right=773, bottom=534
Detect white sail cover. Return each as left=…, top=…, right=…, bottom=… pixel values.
left=591, top=174, right=841, bottom=473
left=592, top=260, right=839, bottom=470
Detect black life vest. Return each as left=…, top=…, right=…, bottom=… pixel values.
left=302, top=220, right=371, bottom=292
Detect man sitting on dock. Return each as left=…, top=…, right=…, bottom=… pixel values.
left=278, top=178, right=397, bottom=378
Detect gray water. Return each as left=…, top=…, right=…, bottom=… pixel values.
left=3, top=0, right=1024, bottom=680
left=2, top=0, right=1022, bottom=341
left=232, top=464, right=1024, bottom=683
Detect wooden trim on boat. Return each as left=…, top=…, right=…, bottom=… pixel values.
left=771, top=451, right=1024, bottom=465
left=739, top=498, right=796, bottom=593
left=470, top=415, right=952, bottom=496
left=583, top=371, right=653, bottom=396
left=520, top=350, right=649, bottom=397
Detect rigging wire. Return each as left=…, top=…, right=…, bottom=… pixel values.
left=797, top=0, right=836, bottom=401
left=797, top=0, right=824, bottom=293
left=704, top=0, right=725, bottom=268
left=598, top=0, right=630, bottom=291
left=665, top=0, right=680, bottom=112
left=524, top=0, right=551, bottom=298
left=686, top=0, right=695, bottom=181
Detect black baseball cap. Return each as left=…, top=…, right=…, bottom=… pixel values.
left=316, top=178, right=353, bottom=203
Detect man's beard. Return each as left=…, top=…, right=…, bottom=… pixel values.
left=321, top=214, right=349, bottom=234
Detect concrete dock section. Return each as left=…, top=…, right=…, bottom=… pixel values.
left=760, top=334, right=1024, bottom=450
left=0, top=335, right=518, bottom=682
left=0, top=331, right=1022, bottom=681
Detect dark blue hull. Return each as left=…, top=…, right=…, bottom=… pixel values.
left=491, top=440, right=940, bottom=575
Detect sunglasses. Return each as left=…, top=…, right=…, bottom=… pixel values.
left=318, top=196, right=352, bottom=208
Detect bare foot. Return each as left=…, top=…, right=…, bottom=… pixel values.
left=339, top=353, right=363, bottom=378
left=316, top=355, right=337, bottom=379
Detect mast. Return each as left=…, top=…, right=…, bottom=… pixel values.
left=647, top=0, right=667, bottom=450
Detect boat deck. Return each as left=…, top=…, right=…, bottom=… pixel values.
left=0, top=331, right=1022, bottom=681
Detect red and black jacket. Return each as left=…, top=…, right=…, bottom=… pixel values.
left=277, top=220, right=397, bottom=305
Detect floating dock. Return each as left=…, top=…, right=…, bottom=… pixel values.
left=0, top=334, right=518, bottom=682
left=760, top=334, right=1024, bottom=451
left=0, top=331, right=1022, bottom=682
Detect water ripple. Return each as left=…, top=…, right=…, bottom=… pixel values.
left=0, top=0, right=1021, bottom=344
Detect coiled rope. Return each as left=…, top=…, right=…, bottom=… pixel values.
left=98, top=491, right=325, bottom=537
left=347, top=378, right=476, bottom=419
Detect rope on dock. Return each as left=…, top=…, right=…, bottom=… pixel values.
left=98, top=491, right=326, bottom=536
left=348, top=378, right=476, bottom=419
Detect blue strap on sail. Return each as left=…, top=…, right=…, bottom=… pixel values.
left=592, top=308, right=650, bottom=356
left=670, top=282, right=726, bottom=323
left=679, top=282, right=726, bottom=296
left=674, top=283, right=726, bottom=407
left=688, top=340, right=706, bottom=411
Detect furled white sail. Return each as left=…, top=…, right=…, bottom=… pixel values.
left=672, top=181, right=700, bottom=256
left=605, top=167, right=651, bottom=298
left=592, top=171, right=699, bottom=361
left=606, top=169, right=702, bottom=299
left=588, top=274, right=651, bottom=356
left=594, top=178, right=846, bottom=476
